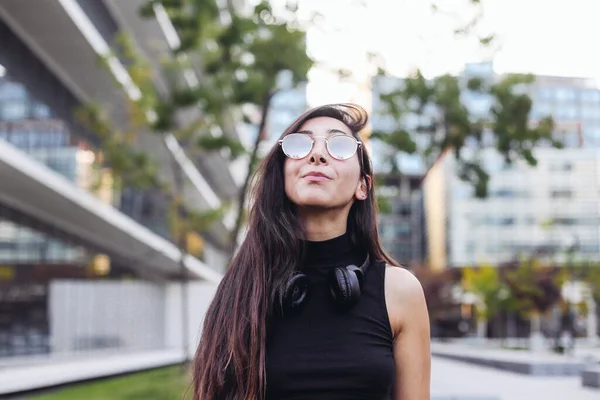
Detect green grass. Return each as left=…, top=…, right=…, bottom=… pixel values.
left=28, top=365, right=192, bottom=400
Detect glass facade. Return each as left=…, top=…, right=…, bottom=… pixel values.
left=529, top=80, right=600, bottom=147
left=0, top=58, right=161, bottom=357
left=267, top=84, right=308, bottom=142
left=0, top=73, right=93, bottom=265
left=376, top=175, right=426, bottom=268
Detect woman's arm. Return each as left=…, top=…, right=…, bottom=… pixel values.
left=385, top=266, right=431, bottom=400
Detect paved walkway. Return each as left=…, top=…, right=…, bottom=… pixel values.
left=2, top=346, right=598, bottom=399
left=432, top=341, right=600, bottom=363
left=431, top=356, right=598, bottom=400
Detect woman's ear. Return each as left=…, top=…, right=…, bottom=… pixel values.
left=355, top=176, right=371, bottom=200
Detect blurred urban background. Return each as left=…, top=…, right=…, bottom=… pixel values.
left=0, top=0, right=599, bottom=399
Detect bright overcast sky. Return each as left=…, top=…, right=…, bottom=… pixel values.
left=296, top=0, right=599, bottom=106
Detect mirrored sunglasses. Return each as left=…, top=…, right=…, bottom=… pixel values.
left=278, top=133, right=361, bottom=161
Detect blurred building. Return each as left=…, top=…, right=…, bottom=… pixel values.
left=0, top=77, right=96, bottom=265
left=376, top=173, right=426, bottom=269
left=267, top=83, right=309, bottom=142
left=253, top=81, right=308, bottom=158
left=371, top=62, right=600, bottom=268
left=424, top=147, right=600, bottom=268
left=0, top=0, right=239, bottom=393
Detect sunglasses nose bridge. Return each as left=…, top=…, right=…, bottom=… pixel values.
left=309, top=135, right=329, bottom=156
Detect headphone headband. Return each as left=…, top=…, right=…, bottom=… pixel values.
left=350, top=253, right=370, bottom=285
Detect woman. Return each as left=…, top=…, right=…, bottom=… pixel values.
left=192, top=103, right=431, bottom=399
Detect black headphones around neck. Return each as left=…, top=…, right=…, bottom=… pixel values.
left=281, top=254, right=371, bottom=315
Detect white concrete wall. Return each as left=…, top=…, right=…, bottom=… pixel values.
left=165, top=281, right=219, bottom=359
left=49, top=279, right=219, bottom=359
left=49, top=280, right=166, bottom=354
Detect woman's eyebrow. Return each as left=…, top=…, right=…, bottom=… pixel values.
left=296, top=128, right=349, bottom=136
left=327, top=128, right=349, bottom=135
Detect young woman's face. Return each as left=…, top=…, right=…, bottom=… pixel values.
left=283, top=116, right=368, bottom=210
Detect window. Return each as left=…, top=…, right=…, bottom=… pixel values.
left=395, top=222, right=411, bottom=236
left=554, top=88, right=576, bottom=101
left=581, top=90, right=600, bottom=103
left=491, top=189, right=529, bottom=198
left=552, top=217, right=577, bottom=226
left=463, top=62, right=494, bottom=77
left=581, top=243, right=600, bottom=253
left=1, top=101, right=27, bottom=120
left=586, top=126, right=600, bottom=141
left=532, top=102, right=552, bottom=119
left=534, top=88, right=548, bottom=100
left=556, top=105, right=578, bottom=120
left=0, top=81, right=27, bottom=100
left=581, top=107, right=597, bottom=120
left=32, top=103, right=51, bottom=119
left=483, top=216, right=515, bottom=226
left=452, top=185, right=473, bottom=199
left=552, top=162, right=572, bottom=171
left=397, top=204, right=411, bottom=217
left=550, top=189, right=572, bottom=199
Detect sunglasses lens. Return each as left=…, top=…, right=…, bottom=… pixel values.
left=328, top=135, right=358, bottom=160
left=281, top=134, right=312, bottom=159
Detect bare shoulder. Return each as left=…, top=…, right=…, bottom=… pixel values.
left=384, top=265, right=425, bottom=303
left=384, top=265, right=428, bottom=337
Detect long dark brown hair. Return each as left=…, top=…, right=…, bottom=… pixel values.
left=192, top=103, right=398, bottom=400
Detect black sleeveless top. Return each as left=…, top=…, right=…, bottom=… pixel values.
left=265, top=233, right=395, bottom=399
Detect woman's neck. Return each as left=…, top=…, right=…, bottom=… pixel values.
left=298, top=208, right=348, bottom=241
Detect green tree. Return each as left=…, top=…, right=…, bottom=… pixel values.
left=365, top=1, right=563, bottom=200
left=503, top=257, right=563, bottom=337
left=79, top=1, right=313, bottom=260
left=461, top=264, right=515, bottom=337
left=583, top=263, right=600, bottom=302
left=141, top=0, right=311, bottom=244
left=142, top=0, right=313, bottom=259
left=371, top=71, right=561, bottom=199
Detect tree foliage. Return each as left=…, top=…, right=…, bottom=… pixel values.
left=141, top=0, right=312, bottom=125
left=372, top=70, right=562, bottom=198
left=462, top=264, right=515, bottom=321
left=584, top=265, right=600, bottom=302
left=366, top=0, right=565, bottom=199
left=77, top=1, right=312, bottom=260
left=75, top=104, right=161, bottom=192
left=140, top=0, right=313, bottom=256
left=503, top=257, right=563, bottom=317
left=565, top=262, right=600, bottom=303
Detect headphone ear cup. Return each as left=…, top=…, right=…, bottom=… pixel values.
left=329, top=266, right=361, bottom=306
left=282, top=272, right=309, bottom=314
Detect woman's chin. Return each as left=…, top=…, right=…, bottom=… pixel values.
left=294, top=193, right=351, bottom=210
left=292, top=193, right=331, bottom=208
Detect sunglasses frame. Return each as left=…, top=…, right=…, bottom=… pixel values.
left=278, top=133, right=363, bottom=161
